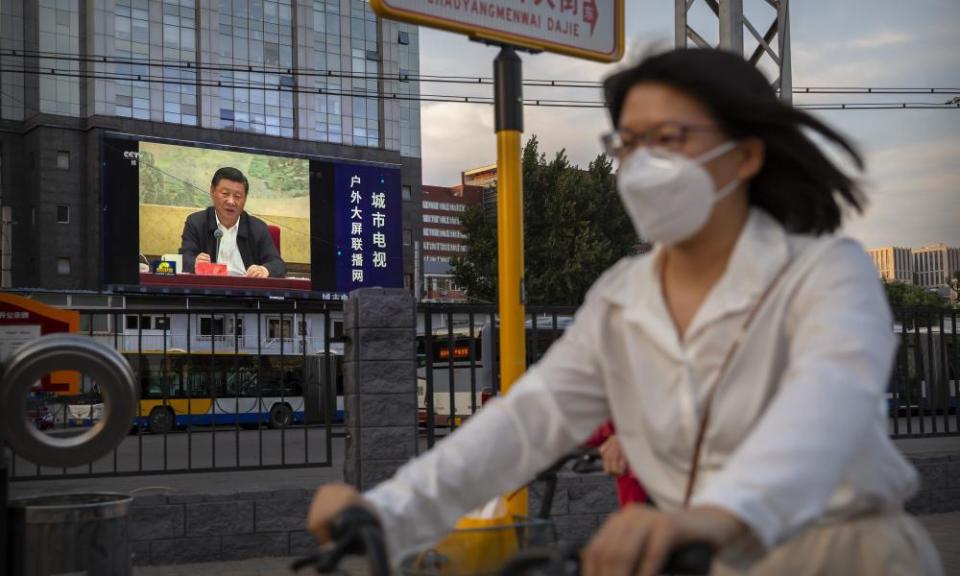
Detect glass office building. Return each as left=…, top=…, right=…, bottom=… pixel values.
left=0, top=0, right=422, bottom=291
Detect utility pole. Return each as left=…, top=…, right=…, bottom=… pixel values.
left=676, top=0, right=792, bottom=102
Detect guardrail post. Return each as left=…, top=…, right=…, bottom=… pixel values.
left=342, top=288, right=418, bottom=491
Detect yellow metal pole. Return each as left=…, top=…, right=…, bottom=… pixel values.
left=494, top=45, right=527, bottom=519
left=496, top=129, right=525, bottom=396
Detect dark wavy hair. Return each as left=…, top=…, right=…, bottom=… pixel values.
left=603, top=48, right=865, bottom=235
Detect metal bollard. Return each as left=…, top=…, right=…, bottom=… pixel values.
left=0, top=334, right=138, bottom=468
left=1, top=333, right=139, bottom=576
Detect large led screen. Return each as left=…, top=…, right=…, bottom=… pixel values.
left=102, top=135, right=403, bottom=296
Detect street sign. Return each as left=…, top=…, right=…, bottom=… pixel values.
left=371, top=0, right=624, bottom=62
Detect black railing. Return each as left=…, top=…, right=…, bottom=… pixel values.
left=416, top=305, right=960, bottom=445
left=889, top=307, right=959, bottom=438
left=10, top=299, right=958, bottom=481
left=416, top=304, right=577, bottom=449
left=10, top=300, right=344, bottom=480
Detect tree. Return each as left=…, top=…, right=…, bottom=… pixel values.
left=451, top=136, right=639, bottom=305
left=882, top=280, right=948, bottom=308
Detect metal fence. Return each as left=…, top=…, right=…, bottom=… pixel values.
left=8, top=298, right=958, bottom=481
left=416, top=304, right=577, bottom=449
left=10, top=299, right=344, bottom=480
left=415, top=304, right=960, bottom=444
left=888, top=307, right=959, bottom=438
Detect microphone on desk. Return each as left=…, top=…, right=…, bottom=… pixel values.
left=213, top=229, right=223, bottom=262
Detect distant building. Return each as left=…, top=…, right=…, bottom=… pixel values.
left=421, top=184, right=483, bottom=302
left=462, top=164, right=498, bottom=188
left=0, top=0, right=423, bottom=292
left=912, top=243, right=960, bottom=290
left=867, top=247, right=914, bottom=284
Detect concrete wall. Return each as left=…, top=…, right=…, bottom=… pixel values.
left=127, top=488, right=319, bottom=566
left=906, top=453, right=960, bottom=515
left=108, top=451, right=960, bottom=566
left=528, top=471, right=620, bottom=544
left=342, top=287, right=418, bottom=491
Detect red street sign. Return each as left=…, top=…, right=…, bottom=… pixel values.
left=372, top=0, right=624, bottom=63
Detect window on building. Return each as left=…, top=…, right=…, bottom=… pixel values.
left=268, top=317, right=293, bottom=340
left=199, top=315, right=226, bottom=337
left=229, top=317, right=244, bottom=336
left=403, top=229, right=412, bottom=246
left=402, top=185, right=412, bottom=200
left=57, top=205, right=70, bottom=224
left=57, top=257, right=71, bottom=276
left=124, top=315, right=153, bottom=330
left=79, top=315, right=110, bottom=334
left=57, top=151, right=70, bottom=170
left=155, top=317, right=170, bottom=331
left=398, top=30, right=410, bottom=45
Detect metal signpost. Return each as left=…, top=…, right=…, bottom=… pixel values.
left=371, top=0, right=624, bottom=518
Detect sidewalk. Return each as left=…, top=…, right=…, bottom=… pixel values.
left=134, top=512, right=960, bottom=575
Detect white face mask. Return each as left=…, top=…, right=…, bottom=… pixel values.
left=616, top=141, right=740, bottom=246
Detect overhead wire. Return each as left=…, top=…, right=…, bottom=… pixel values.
left=2, top=64, right=959, bottom=111
left=3, top=49, right=959, bottom=97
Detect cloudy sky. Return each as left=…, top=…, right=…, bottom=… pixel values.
left=411, top=0, right=960, bottom=250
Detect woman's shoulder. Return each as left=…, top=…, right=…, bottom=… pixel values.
left=785, top=229, right=882, bottom=294
left=585, top=251, right=658, bottom=306
left=788, top=229, right=874, bottom=269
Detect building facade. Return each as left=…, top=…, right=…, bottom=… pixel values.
left=913, top=243, right=960, bottom=291
left=421, top=183, right=482, bottom=302
left=0, top=0, right=422, bottom=292
left=867, top=246, right=914, bottom=285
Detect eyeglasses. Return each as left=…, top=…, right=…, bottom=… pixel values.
left=601, top=122, right=721, bottom=158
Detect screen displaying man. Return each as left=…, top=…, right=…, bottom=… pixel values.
left=180, top=167, right=286, bottom=278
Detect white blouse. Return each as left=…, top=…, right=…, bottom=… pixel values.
left=364, top=209, right=918, bottom=565
left=215, top=213, right=246, bottom=276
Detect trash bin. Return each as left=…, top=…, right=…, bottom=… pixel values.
left=7, top=493, right=133, bottom=576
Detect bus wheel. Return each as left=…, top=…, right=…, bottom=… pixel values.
left=269, top=403, right=293, bottom=429
left=148, top=407, right=175, bottom=434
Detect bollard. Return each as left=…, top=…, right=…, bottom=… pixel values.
left=0, top=334, right=137, bottom=468
left=1, top=334, right=139, bottom=575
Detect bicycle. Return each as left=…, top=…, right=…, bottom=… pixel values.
left=292, top=505, right=712, bottom=575
left=293, top=450, right=713, bottom=575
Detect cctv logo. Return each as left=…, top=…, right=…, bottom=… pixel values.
left=123, top=150, right=141, bottom=166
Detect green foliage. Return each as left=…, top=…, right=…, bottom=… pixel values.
left=883, top=280, right=949, bottom=308
left=138, top=143, right=308, bottom=207
left=451, top=136, right=639, bottom=305
left=247, top=156, right=309, bottom=197
left=450, top=204, right=498, bottom=302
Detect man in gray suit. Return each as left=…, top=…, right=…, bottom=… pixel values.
left=179, top=167, right=286, bottom=278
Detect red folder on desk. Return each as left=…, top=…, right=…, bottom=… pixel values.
left=195, top=262, right=228, bottom=276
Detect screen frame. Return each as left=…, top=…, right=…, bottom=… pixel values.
left=101, top=132, right=404, bottom=300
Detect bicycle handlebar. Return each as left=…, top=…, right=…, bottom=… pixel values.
left=291, top=506, right=390, bottom=575
left=499, top=541, right=714, bottom=576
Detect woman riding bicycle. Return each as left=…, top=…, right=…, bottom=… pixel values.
left=309, top=48, right=942, bottom=576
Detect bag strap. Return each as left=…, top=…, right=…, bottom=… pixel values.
left=682, top=249, right=797, bottom=507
